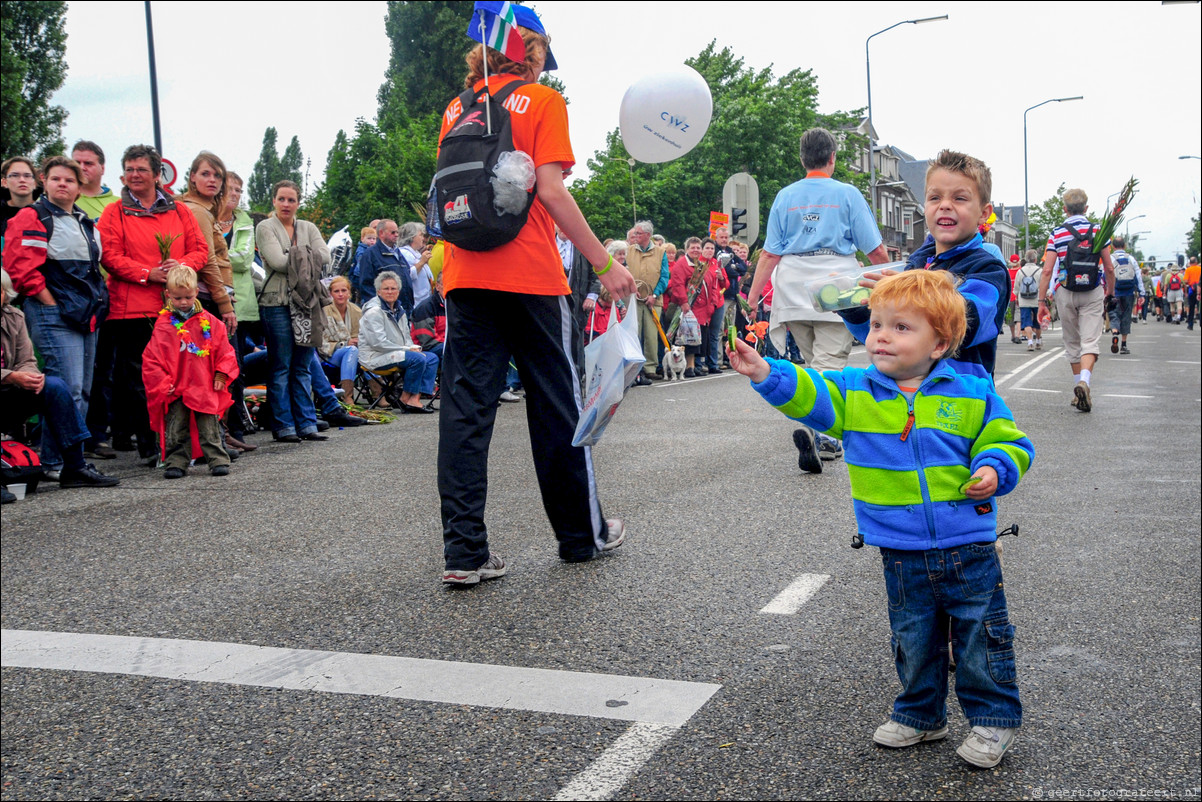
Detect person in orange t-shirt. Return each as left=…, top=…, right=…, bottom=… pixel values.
left=436, top=6, right=637, bottom=587
left=1185, top=256, right=1200, bottom=330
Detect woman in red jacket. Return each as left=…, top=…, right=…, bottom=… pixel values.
left=96, top=144, right=209, bottom=462
left=667, top=236, right=726, bottom=377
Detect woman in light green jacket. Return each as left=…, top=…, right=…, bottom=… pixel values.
left=222, top=172, right=259, bottom=329
left=220, top=172, right=259, bottom=448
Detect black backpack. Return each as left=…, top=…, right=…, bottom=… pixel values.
left=429, top=80, right=534, bottom=252
left=1062, top=225, right=1102, bottom=292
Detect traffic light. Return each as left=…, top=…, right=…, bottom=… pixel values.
left=730, top=208, right=747, bottom=240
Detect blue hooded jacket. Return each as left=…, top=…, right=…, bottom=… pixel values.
left=841, top=234, right=1009, bottom=381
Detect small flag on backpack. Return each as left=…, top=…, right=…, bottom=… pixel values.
left=469, top=2, right=527, bottom=63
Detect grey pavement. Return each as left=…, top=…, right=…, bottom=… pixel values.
left=2, top=316, right=1200, bottom=800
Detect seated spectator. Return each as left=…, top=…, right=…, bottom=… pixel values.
left=0, top=269, right=118, bottom=489
left=320, top=275, right=362, bottom=399
left=359, top=271, right=439, bottom=414
left=411, top=272, right=446, bottom=362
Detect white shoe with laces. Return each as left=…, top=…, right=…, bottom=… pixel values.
left=956, top=725, right=1017, bottom=768
left=873, top=719, right=949, bottom=748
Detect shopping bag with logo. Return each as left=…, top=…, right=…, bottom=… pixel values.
left=676, top=308, right=702, bottom=346
left=573, top=295, right=644, bottom=447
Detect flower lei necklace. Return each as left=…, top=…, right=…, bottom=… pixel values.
left=161, top=307, right=211, bottom=357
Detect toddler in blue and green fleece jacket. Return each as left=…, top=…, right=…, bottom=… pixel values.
left=728, top=269, right=1033, bottom=769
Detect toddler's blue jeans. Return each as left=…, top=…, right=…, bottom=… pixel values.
left=880, top=544, right=1022, bottom=731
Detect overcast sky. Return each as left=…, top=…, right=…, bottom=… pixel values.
left=52, top=1, right=1201, bottom=260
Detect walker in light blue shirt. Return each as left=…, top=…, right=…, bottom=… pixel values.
left=764, top=176, right=882, bottom=257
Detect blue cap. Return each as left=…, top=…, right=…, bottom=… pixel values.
left=471, top=2, right=558, bottom=71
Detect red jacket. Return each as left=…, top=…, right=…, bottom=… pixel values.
left=668, top=256, right=726, bottom=319
left=98, top=190, right=209, bottom=321
left=142, top=306, right=238, bottom=455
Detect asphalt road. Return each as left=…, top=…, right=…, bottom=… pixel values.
left=3, top=317, right=1199, bottom=801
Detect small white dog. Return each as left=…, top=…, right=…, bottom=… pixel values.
left=661, top=345, right=687, bottom=381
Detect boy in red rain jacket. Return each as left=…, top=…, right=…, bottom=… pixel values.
left=142, top=266, right=238, bottom=478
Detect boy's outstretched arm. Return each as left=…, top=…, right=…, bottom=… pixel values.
left=726, top=338, right=846, bottom=438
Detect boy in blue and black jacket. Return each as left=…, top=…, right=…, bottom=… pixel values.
left=840, top=150, right=1010, bottom=382
left=728, top=268, right=1033, bottom=769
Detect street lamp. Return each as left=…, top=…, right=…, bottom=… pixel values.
left=866, top=15, right=948, bottom=222
left=1179, top=155, right=1201, bottom=160
left=1125, top=214, right=1146, bottom=239
left=1023, top=96, right=1083, bottom=252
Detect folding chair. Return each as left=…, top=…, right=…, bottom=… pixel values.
left=355, top=365, right=404, bottom=411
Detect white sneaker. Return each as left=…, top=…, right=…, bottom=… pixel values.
left=873, top=719, right=948, bottom=748
left=601, top=519, right=626, bottom=551
left=442, top=554, right=507, bottom=586
left=499, top=390, right=521, bottom=403
left=956, top=725, right=1017, bottom=768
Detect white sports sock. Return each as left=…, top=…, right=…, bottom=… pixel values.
left=1073, top=373, right=1081, bottom=384
left=1080, top=369, right=1092, bottom=385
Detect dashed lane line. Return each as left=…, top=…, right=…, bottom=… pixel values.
left=552, top=722, right=680, bottom=801
left=759, top=574, right=831, bottom=615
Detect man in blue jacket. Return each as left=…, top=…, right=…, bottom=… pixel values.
left=358, top=219, right=413, bottom=314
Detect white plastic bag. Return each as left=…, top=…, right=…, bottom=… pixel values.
left=573, top=295, right=643, bottom=447
left=677, top=309, right=702, bottom=346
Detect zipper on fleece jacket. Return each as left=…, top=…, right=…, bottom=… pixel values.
left=902, top=393, right=938, bottom=547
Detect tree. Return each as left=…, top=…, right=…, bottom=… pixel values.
left=570, top=41, right=861, bottom=245
left=0, top=0, right=68, bottom=159
left=378, top=0, right=475, bottom=125
left=1188, top=210, right=1201, bottom=259
left=248, top=127, right=305, bottom=212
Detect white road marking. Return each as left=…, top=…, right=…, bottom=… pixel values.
left=1167, top=361, right=1201, bottom=365
left=552, top=722, right=679, bottom=801
left=0, top=629, right=720, bottom=728
left=995, top=348, right=1065, bottom=389
left=759, top=574, right=831, bottom=615
left=1101, top=394, right=1154, bottom=399
left=650, top=372, right=738, bottom=388
left=1015, top=387, right=1060, bottom=393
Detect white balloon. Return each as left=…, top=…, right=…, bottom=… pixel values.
left=619, top=66, right=713, bottom=164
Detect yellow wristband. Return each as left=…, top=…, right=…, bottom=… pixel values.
left=594, top=254, right=614, bottom=276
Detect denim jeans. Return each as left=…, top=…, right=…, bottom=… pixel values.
left=384, top=350, right=439, bottom=396
left=880, top=544, right=1022, bottom=731
left=1, top=377, right=89, bottom=471
left=328, top=345, right=359, bottom=382
left=24, top=300, right=97, bottom=468
left=260, top=305, right=317, bottom=437
left=706, top=304, right=726, bottom=369
left=309, top=350, right=342, bottom=418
